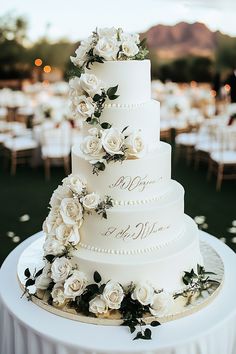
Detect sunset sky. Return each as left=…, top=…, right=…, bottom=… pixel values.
left=1, top=0, right=236, bottom=41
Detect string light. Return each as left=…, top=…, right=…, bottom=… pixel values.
left=43, top=65, right=52, bottom=73
left=34, top=58, right=42, bottom=67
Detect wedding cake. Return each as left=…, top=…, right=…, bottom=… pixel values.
left=23, top=28, right=219, bottom=338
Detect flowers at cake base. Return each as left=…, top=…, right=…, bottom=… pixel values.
left=80, top=126, right=145, bottom=175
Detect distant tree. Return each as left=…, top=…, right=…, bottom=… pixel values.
left=215, top=33, right=236, bottom=71
left=189, top=56, right=213, bottom=82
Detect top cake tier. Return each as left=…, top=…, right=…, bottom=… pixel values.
left=85, top=60, right=151, bottom=104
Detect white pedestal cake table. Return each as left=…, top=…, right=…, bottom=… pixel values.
left=1, top=231, right=236, bottom=354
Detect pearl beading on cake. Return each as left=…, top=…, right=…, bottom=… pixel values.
left=78, top=226, right=184, bottom=255
left=104, top=102, right=146, bottom=109
left=113, top=194, right=163, bottom=206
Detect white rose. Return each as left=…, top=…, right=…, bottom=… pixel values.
left=51, top=283, right=66, bottom=306
left=101, top=127, right=124, bottom=155
left=126, top=131, right=145, bottom=158
left=70, top=38, right=92, bottom=67
left=149, top=291, right=174, bottom=317
left=35, top=263, right=52, bottom=290
left=55, top=224, right=80, bottom=246
left=76, top=95, right=95, bottom=120
left=60, top=198, right=83, bottom=226
left=43, top=238, right=65, bottom=256
left=80, top=73, right=102, bottom=97
left=121, top=41, right=139, bottom=57
left=88, top=127, right=99, bottom=136
left=81, top=192, right=100, bottom=211
left=102, top=281, right=124, bottom=309
left=64, top=270, right=88, bottom=299
left=131, top=282, right=154, bottom=306
left=89, top=295, right=108, bottom=314
left=43, top=208, right=63, bottom=235
left=62, top=174, right=86, bottom=195
left=69, top=77, right=84, bottom=96
left=80, top=135, right=104, bottom=161
left=120, top=32, right=140, bottom=44
left=94, top=38, right=119, bottom=61
left=50, top=185, right=73, bottom=208
left=98, top=27, right=117, bottom=39
left=51, top=257, right=72, bottom=283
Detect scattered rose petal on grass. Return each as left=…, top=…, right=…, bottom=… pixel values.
left=194, top=216, right=206, bottom=225
left=12, top=236, right=20, bottom=243
left=19, top=214, right=30, bottom=222
left=219, top=237, right=226, bottom=243
left=227, top=227, right=236, bottom=234
left=7, top=231, right=15, bottom=238
left=232, top=220, right=236, bottom=227
left=201, top=223, right=208, bottom=230
left=232, top=237, right=236, bottom=244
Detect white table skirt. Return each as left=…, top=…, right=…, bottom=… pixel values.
left=1, top=232, right=236, bottom=354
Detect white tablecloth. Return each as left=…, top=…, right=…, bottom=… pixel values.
left=1, top=232, right=236, bottom=354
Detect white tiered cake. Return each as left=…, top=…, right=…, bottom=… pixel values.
left=22, top=29, right=220, bottom=337
left=71, top=59, right=203, bottom=292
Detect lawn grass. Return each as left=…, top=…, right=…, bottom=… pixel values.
left=0, top=147, right=235, bottom=265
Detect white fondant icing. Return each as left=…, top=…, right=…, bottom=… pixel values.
left=72, top=215, right=203, bottom=292
left=85, top=60, right=151, bottom=104
left=78, top=180, right=184, bottom=253
left=72, top=142, right=171, bottom=204
left=93, top=100, right=160, bottom=152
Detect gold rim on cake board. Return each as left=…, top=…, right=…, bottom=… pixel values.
left=17, top=239, right=224, bottom=326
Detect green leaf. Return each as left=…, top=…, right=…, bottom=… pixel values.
left=90, top=118, right=99, bottom=125
left=86, top=284, right=99, bottom=293
left=93, top=271, right=102, bottom=283
left=93, top=94, right=101, bottom=102
left=25, top=278, right=35, bottom=287
left=130, top=326, right=136, bottom=334
left=107, top=85, right=118, bottom=98
left=121, top=126, right=129, bottom=133
left=99, top=283, right=106, bottom=294
left=150, top=320, right=161, bottom=327
left=94, top=111, right=101, bottom=118
left=96, top=162, right=105, bottom=171
left=133, top=331, right=143, bottom=340
left=101, top=122, right=112, bottom=129
left=139, top=37, right=147, bottom=48
left=24, top=268, right=31, bottom=278
left=45, top=254, right=55, bottom=263
left=109, top=94, right=119, bottom=101
left=35, top=268, right=43, bottom=278
left=86, top=117, right=92, bottom=123
left=144, top=328, right=152, bottom=340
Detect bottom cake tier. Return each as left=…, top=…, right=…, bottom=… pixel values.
left=71, top=214, right=203, bottom=293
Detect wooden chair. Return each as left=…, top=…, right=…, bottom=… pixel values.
left=40, top=121, right=72, bottom=180
left=3, top=136, right=38, bottom=175
left=208, top=127, right=236, bottom=191
left=175, top=132, right=198, bottom=165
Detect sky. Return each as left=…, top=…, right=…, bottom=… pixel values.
left=1, top=0, right=236, bottom=42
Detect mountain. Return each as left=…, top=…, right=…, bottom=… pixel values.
left=141, top=22, right=226, bottom=59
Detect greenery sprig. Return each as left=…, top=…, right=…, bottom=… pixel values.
left=174, top=264, right=220, bottom=305
left=85, top=84, right=119, bottom=127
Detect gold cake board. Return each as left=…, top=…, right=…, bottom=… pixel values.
left=17, top=239, right=224, bottom=326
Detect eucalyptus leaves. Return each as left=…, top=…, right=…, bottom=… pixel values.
left=70, top=27, right=149, bottom=72
left=174, top=264, right=220, bottom=305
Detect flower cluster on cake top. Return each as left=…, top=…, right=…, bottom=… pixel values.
left=70, top=27, right=149, bottom=71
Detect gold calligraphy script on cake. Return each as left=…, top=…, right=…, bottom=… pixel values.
left=101, top=222, right=170, bottom=241
left=109, top=175, right=161, bottom=192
